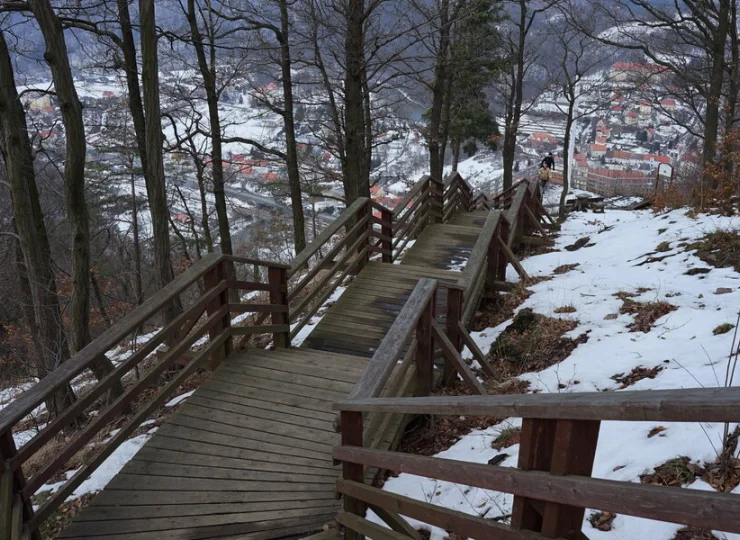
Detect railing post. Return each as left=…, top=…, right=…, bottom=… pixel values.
left=495, top=219, right=510, bottom=283
left=0, top=434, right=34, bottom=540
left=415, top=293, right=435, bottom=396
left=443, top=287, right=463, bottom=385
left=204, top=259, right=232, bottom=367
left=380, top=206, right=393, bottom=264
left=268, top=266, right=290, bottom=348
left=354, top=201, right=371, bottom=275
left=340, top=410, right=365, bottom=540
left=429, top=178, right=443, bottom=224
left=512, top=418, right=600, bottom=539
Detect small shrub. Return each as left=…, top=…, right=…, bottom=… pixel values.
left=687, top=230, right=740, bottom=273
left=492, top=426, right=521, bottom=450
left=713, top=323, right=735, bottom=335
left=655, top=241, right=671, bottom=252
left=640, top=456, right=699, bottom=487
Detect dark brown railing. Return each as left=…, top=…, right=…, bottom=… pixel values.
left=334, top=389, right=740, bottom=540
left=0, top=253, right=292, bottom=538
left=0, top=171, right=495, bottom=539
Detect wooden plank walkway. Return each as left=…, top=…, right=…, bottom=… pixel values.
left=304, top=210, right=491, bottom=357
left=59, top=348, right=410, bottom=540
left=59, top=208, right=496, bottom=539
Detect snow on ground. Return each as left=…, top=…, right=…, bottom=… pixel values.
left=373, top=207, right=740, bottom=540
left=35, top=431, right=157, bottom=504
left=444, top=154, right=504, bottom=191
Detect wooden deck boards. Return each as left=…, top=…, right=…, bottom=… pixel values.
left=304, top=212, right=485, bottom=357
left=59, top=349, right=366, bottom=540
left=60, top=209, right=492, bottom=540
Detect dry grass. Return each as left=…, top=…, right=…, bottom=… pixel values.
left=687, top=230, right=740, bottom=273
left=614, top=291, right=677, bottom=333
left=588, top=511, right=617, bottom=531
left=470, top=285, right=534, bottom=332
left=492, top=426, right=521, bottom=450
left=648, top=426, right=667, bottom=438
left=554, top=305, right=577, bottom=314
left=553, top=263, right=580, bottom=274
left=673, top=528, right=719, bottom=540
left=640, top=456, right=700, bottom=487
left=486, top=309, right=588, bottom=383
left=38, top=494, right=95, bottom=540
left=611, top=365, right=664, bottom=389
left=396, top=380, right=529, bottom=457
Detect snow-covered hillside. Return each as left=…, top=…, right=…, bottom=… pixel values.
left=372, top=206, right=740, bottom=540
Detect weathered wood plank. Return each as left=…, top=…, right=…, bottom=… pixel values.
left=333, top=447, right=740, bottom=534
left=334, top=387, right=740, bottom=423
left=336, top=512, right=411, bottom=540
left=349, top=279, right=438, bottom=400
left=337, top=480, right=544, bottom=540
left=430, top=320, right=486, bottom=395
left=77, top=498, right=337, bottom=521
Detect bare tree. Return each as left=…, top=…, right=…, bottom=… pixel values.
left=0, top=24, right=76, bottom=418
left=577, top=0, right=732, bottom=188
left=499, top=0, right=557, bottom=191
left=139, top=0, right=181, bottom=323
left=547, top=3, right=613, bottom=219
left=28, top=0, right=119, bottom=390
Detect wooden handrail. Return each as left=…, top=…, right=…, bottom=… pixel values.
left=0, top=251, right=223, bottom=436
left=334, top=387, right=740, bottom=422
left=348, top=278, right=438, bottom=401
left=392, top=175, right=437, bottom=218
left=289, top=197, right=369, bottom=276
left=334, top=447, right=740, bottom=535
left=459, top=210, right=503, bottom=292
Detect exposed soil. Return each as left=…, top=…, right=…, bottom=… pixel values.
left=396, top=380, right=529, bottom=457
left=471, top=286, right=534, bottom=332
left=647, top=426, right=667, bottom=438
left=684, top=267, right=712, bottom=276
left=614, top=291, right=677, bottom=333
left=553, top=263, right=580, bottom=274
left=486, top=309, right=588, bottom=383
left=564, top=236, right=591, bottom=251
left=39, top=494, right=95, bottom=540
left=687, top=230, right=740, bottom=273
left=611, top=365, right=664, bottom=389
left=588, top=511, right=617, bottom=531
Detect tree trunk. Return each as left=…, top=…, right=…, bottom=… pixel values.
left=428, top=0, right=451, bottom=183
left=193, top=158, right=214, bottom=252
left=703, top=0, right=731, bottom=188
left=559, top=103, right=575, bottom=221
left=129, top=163, right=144, bottom=313
left=503, top=1, right=528, bottom=191
left=29, top=0, right=119, bottom=389
left=139, top=0, right=181, bottom=325
left=362, top=67, right=373, bottom=190
left=0, top=27, right=76, bottom=419
left=343, top=0, right=367, bottom=204
left=186, top=0, right=234, bottom=258
left=452, top=138, right=461, bottom=171
left=278, top=0, right=306, bottom=254
left=117, top=0, right=149, bottom=176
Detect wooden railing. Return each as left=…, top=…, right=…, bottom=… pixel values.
left=0, top=171, right=491, bottom=538
left=442, top=172, right=473, bottom=221
left=0, top=252, right=292, bottom=538
left=391, top=175, right=443, bottom=260
left=334, top=388, right=740, bottom=540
